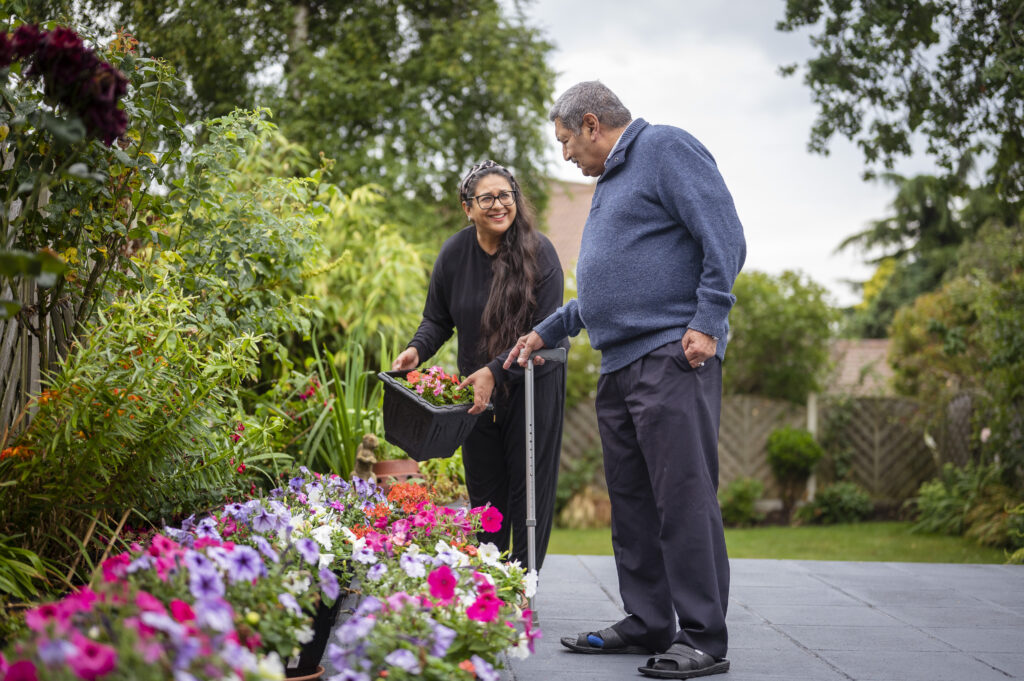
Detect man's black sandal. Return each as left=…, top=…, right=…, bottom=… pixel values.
left=638, top=642, right=730, bottom=678
left=559, top=627, right=650, bottom=655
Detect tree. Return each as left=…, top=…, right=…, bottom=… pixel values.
left=16, top=1, right=557, bottom=225
left=889, top=223, right=1024, bottom=484
left=777, top=0, right=1024, bottom=204
left=839, top=171, right=1018, bottom=337
left=725, top=270, right=838, bottom=403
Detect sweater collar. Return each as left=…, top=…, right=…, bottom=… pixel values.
left=601, top=118, right=648, bottom=177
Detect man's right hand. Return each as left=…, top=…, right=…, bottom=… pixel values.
left=391, top=347, right=420, bottom=371
left=503, top=331, right=546, bottom=369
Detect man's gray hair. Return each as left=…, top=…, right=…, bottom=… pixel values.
left=548, top=81, right=632, bottom=134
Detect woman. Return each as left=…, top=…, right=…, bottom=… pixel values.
left=392, top=160, right=567, bottom=570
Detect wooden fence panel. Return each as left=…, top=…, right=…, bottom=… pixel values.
left=559, top=393, right=945, bottom=505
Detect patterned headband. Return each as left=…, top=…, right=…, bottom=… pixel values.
left=458, top=160, right=517, bottom=199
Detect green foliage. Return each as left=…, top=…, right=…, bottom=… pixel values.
left=1, top=23, right=188, bottom=362
left=261, top=338, right=388, bottom=479
left=0, top=533, right=49, bottom=602
left=554, top=446, right=604, bottom=525
left=796, top=481, right=873, bottom=525
left=164, top=109, right=325, bottom=357
left=889, top=223, right=1024, bottom=478
left=35, top=0, right=558, bottom=233
left=838, top=174, right=1017, bottom=337
left=718, top=477, right=765, bottom=527
left=777, top=0, right=1024, bottom=203
left=561, top=270, right=603, bottom=409
left=767, top=426, right=824, bottom=520
left=725, top=270, right=838, bottom=402
left=767, top=427, right=824, bottom=482
left=307, top=183, right=428, bottom=361
left=907, top=461, right=999, bottom=536
left=418, top=449, right=467, bottom=506
left=0, top=259, right=270, bottom=583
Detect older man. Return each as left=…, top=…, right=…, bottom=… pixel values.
left=506, top=81, right=745, bottom=678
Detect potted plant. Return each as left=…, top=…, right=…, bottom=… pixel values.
left=377, top=365, right=481, bottom=462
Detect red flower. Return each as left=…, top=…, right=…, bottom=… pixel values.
left=406, top=370, right=422, bottom=384
left=11, top=24, right=43, bottom=58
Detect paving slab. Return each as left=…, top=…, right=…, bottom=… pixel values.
left=501, top=555, right=1024, bottom=681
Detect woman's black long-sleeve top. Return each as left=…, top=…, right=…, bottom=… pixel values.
left=408, top=225, right=567, bottom=387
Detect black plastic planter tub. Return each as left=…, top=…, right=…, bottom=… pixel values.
left=377, top=370, right=482, bottom=462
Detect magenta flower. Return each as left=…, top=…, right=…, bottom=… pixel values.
left=101, top=553, right=131, bottom=583
left=25, top=603, right=64, bottom=633
left=427, top=565, right=456, bottom=601
left=68, top=631, right=117, bottom=680
left=480, top=506, right=503, bottom=533
left=4, top=659, right=39, bottom=681
left=466, top=592, right=503, bottom=623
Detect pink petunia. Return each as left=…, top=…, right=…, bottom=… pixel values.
left=427, top=565, right=457, bottom=601
left=68, top=631, right=117, bottom=680
left=101, top=553, right=131, bottom=583
left=24, top=603, right=63, bottom=633
left=5, top=659, right=38, bottom=681
left=135, top=590, right=166, bottom=615
left=480, top=506, right=503, bottom=533
left=466, top=592, right=503, bottom=623
left=170, top=599, right=195, bottom=622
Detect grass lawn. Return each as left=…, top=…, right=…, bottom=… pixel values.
left=548, top=522, right=1007, bottom=563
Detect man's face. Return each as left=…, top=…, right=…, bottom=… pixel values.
left=554, top=118, right=604, bottom=178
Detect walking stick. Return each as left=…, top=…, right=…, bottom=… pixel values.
left=523, top=346, right=566, bottom=617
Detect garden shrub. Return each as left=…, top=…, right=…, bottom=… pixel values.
left=766, top=426, right=824, bottom=519
left=907, top=461, right=1000, bottom=536
left=0, top=258, right=289, bottom=584
left=795, top=481, right=874, bottom=525
left=718, top=477, right=765, bottom=527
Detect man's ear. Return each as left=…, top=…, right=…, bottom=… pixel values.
left=582, top=112, right=599, bottom=139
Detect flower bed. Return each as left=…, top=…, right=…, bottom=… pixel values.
left=0, top=473, right=538, bottom=680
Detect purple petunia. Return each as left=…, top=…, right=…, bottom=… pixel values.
left=335, top=616, right=377, bottom=646
left=195, top=517, right=221, bottom=540
left=37, top=638, right=76, bottom=665
left=194, top=597, right=234, bottom=633
left=429, top=620, right=457, bottom=658
left=223, top=502, right=249, bottom=520
left=400, top=553, right=426, bottom=578
left=188, top=566, right=225, bottom=600
left=251, top=535, right=279, bottom=563
left=226, top=545, right=264, bottom=583
left=250, top=506, right=277, bottom=534
left=355, top=596, right=381, bottom=616
left=278, top=592, right=302, bottom=615
left=353, top=546, right=377, bottom=565
left=471, top=654, right=500, bottom=681
left=289, top=476, right=305, bottom=492
left=384, top=649, right=420, bottom=673
left=366, top=563, right=388, bottom=581
left=319, top=567, right=340, bottom=602
left=295, top=538, right=320, bottom=565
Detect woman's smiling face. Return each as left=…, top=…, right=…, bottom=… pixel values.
left=463, top=173, right=517, bottom=253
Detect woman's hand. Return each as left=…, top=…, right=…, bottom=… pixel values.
left=392, top=347, right=420, bottom=371
left=458, top=367, right=495, bottom=415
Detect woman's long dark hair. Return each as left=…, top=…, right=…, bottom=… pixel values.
left=459, top=161, right=540, bottom=360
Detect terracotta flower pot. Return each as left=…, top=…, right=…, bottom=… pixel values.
left=372, top=458, right=421, bottom=491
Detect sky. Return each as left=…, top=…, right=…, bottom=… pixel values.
left=511, top=0, right=936, bottom=307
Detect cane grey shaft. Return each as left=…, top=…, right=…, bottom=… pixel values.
left=522, top=347, right=566, bottom=616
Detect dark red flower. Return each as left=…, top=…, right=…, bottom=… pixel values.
left=0, top=33, right=14, bottom=68
left=11, top=24, right=43, bottom=59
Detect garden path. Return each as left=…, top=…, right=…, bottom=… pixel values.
left=501, top=555, right=1024, bottom=681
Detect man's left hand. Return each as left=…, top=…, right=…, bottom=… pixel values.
left=682, top=329, right=717, bottom=368
left=458, top=367, right=495, bottom=415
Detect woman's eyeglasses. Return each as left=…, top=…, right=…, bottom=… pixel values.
left=469, top=190, right=517, bottom=210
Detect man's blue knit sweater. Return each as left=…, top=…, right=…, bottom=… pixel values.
left=535, top=118, right=746, bottom=374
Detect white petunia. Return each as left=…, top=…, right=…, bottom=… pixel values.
left=311, top=525, right=333, bottom=552
left=477, top=543, right=502, bottom=567
left=524, top=569, right=538, bottom=598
